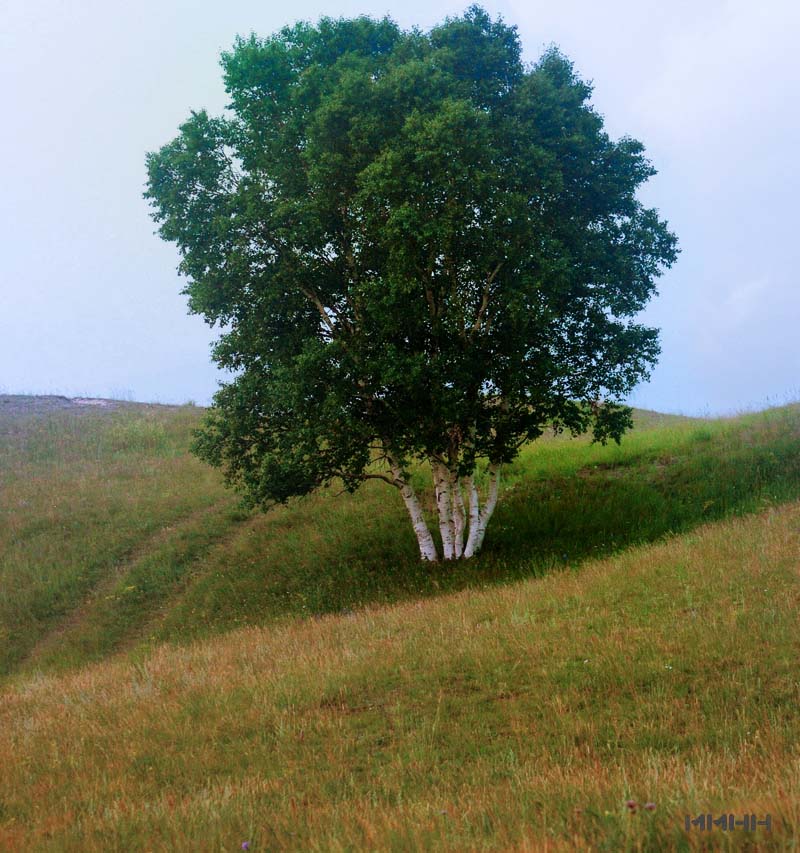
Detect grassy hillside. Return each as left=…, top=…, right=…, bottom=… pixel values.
left=2, top=498, right=799, bottom=850
left=2, top=397, right=800, bottom=849
left=2, top=398, right=800, bottom=680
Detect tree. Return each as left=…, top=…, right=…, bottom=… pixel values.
left=145, top=6, right=678, bottom=562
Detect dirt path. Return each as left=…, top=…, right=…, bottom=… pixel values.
left=19, top=496, right=238, bottom=672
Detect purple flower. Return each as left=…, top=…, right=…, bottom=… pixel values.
left=241, top=843, right=250, bottom=851
left=644, top=802, right=656, bottom=811
left=626, top=800, right=638, bottom=812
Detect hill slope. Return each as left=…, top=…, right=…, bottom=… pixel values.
left=2, top=397, right=800, bottom=678
left=2, top=499, right=798, bottom=850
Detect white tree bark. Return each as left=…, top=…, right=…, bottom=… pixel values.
left=384, top=451, right=500, bottom=562
left=450, top=471, right=466, bottom=559
left=389, top=459, right=439, bottom=561
left=463, top=462, right=501, bottom=558
left=463, top=474, right=480, bottom=557
left=432, top=459, right=456, bottom=560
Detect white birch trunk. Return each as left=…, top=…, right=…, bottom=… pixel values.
left=450, top=472, right=466, bottom=559
left=463, top=474, right=481, bottom=558
left=463, top=463, right=501, bottom=558
left=389, top=459, right=439, bottom=562
left=432, top=460, right=455, bottom=560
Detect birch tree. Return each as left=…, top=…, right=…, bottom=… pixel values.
left=145, top=6, right=678, bottom=562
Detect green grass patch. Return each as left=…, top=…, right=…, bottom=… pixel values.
left=153, top=404, right=800, bottom=648
left=2, top=401, right=799, bottom=678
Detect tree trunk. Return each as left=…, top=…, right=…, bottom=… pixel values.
left=464, top=474, right=480, bottom=556
left=386, top=453, right=501, bottom=562
left=463, top=462, right=501, bottom=558
left=450, top=470, right=466, bottom=559
left=432, top=459, right=456, bottom=560
left=389, top=458, right=439, bottom=561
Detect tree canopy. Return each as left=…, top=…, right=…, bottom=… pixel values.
left=145, top=6, right=678, bottom=561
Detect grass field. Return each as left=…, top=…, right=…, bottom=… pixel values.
left=1, top=398, right=799, bottom=849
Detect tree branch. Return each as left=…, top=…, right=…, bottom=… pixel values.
left=297, top=284, right=336, bottom=333
left=361, top=472, right=403, bottom=487
left=469, top=262, right=503, bottom=341
left=332, top=469, right=402, bottom=490
left=298, top=283, right=354, bottom=337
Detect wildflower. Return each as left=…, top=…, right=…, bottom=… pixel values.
left=626, top=800, right=638, bottom=812
left=241, top=843, right=250, bottom=851
left=644, top=802, right=656, bottom=811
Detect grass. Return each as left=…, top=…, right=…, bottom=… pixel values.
left=153, top=405, right=800, bottom=650
left=0, top=404, right=245, bottom=674
left=4, top=401, right=800, bottom=676
left=1, top=498, right=799, bottom=850
left=1, top=398, right=800, bottom=849
left=6, top=396, right=800, bottom=676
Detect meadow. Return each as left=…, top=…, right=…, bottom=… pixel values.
left=1, top=397, right=799, bottom=849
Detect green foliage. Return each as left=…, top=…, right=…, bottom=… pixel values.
left=145, top=7, right=678, bottom=517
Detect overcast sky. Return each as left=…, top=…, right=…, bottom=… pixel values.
left=2, top=0, right=798, bottom=414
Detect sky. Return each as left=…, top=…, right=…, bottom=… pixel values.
left=1, top=0, right=798, bottom=415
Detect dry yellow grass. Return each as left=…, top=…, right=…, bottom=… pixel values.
left=2, top=500, right=798, bottom=850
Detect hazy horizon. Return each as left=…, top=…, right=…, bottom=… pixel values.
left=2, top=0, right=798, bottom=416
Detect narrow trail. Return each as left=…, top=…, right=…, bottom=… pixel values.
left=20, top=497, right=241, bottom=671
left=123, top=512, right=278, bottom=662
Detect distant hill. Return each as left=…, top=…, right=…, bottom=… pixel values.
left=0, top=393, right=152, bottom=415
